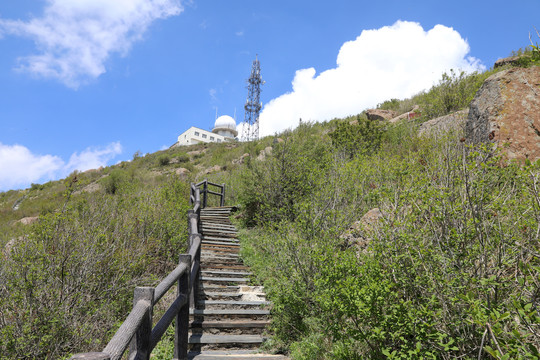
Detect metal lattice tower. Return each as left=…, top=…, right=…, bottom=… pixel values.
left=242, top=56, right=264, bottom=142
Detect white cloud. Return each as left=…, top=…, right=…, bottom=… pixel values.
left=0, top=142, right=123, bottom=191
left=0, top=0, right=183, bottom=88
left=259, top=21, right=485, bottom=137
left=65, top=142, right=123, bottom=173
left=0, top=143, right=64, bottom=190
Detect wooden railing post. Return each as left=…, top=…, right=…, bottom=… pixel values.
left=175, top=254, right=191, bottom=360
left=189, top=233, right=201, bottom=309
left=128, top=287, right=154, bottom=360
left=202, top=180, right=208, bottom=208
left=221, top=183, right=225, bottom=207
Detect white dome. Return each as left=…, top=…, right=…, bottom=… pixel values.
left=214, top=115, right=236, bottom=130
left=213, top=115, right=238, bottom=137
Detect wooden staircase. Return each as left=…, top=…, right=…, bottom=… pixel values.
left=188, top=207, right=286, bottom=360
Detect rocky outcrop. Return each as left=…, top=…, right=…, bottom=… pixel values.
left=366, top=109, right=398, bottom=121
left=466, top=67, right=540, bottom=162
left=388, top=105, right=420, bottom=123
left=204, top=165, right=222, bottom=174
left=494, top=56, right=521, bottom=68
left=17, top=216, right=39, bottom=225
left=340, top=208, right=384, bottom=252
left=257, top=146, right=273, bottom=161
left=232, top=153, right=250, bottom=165
left=176, top=167, right=190, bottom=177
left=419, top=109, right=468, bottom=136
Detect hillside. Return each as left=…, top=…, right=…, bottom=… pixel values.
left=1, top=54, right=540, bottom=359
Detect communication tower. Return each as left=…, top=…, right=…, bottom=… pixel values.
left=242, top=55, right=264, bottom=142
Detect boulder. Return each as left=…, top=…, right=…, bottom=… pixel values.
left=176, top=167, right=190, bottom=177
left=419, top=109, right=469, bottom=136
left=494, top=56, right=521, bottom=68
left=340, top=208, right=384, bottom=251
left=17, top=216, right=39, bottom=225
left=204, top=165, right=221, bottom=174
left=257, top=146, right=273, bottom=161
left=366, top=109, right=398, bottom=121
left=233, top=153, right=250, bottom=165
left=388, top=105, right=421, bottom=123
left=466, top=67, right=540, bottom=162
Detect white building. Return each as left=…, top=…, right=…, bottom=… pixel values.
left=176, top=115, right=238, bottom=146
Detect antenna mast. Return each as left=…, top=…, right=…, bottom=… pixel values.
left=242, top=55, right=264, bottom=142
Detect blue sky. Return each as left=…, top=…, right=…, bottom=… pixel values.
left=0, top=0, right=539, bottom=191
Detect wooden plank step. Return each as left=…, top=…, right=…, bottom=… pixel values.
left=197, top=300, right=270, bottom=307
left=202, top=240, right=240, bottom=246
left=203, top=236, right=239, bottom=242
left=201, top=250, right=240, bottom=256
left=190, top=309, right=270, bottom=316
left=202, top=270, right=252, bottom=277
left=188, top=334, right=265, bottom=344
left=189, top=350, right=287, bottom=360
left=202, top=243, right=240, bottom=249
left=199, top=285, right=241, bottom=293
left=203, top=292, right=242, bottom=298
left=191, top=320, right=269, bottom=329
left=201, top=262, right=243, bottom=268
left=201, top=277, right=249, bottom=283
left=201, top=247, right=240, bottom=254
left=190, top=354, right=287, bottom=360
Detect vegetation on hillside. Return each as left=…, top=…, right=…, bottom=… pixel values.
left=232, top=66, right=540, bottom=358
left=1, top=46, right=539, bottom=359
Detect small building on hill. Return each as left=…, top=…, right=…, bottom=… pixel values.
left=176, top=115, right=238, bottom=146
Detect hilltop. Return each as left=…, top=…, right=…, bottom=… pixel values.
left=1, top=51, right=540, bottom=359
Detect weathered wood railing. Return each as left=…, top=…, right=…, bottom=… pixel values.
left=70, top=179, right=225, bottom=360
left=193, top=180, right=225, bottom=208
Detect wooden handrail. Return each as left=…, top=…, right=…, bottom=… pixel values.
left=71, top=179, right=222, bottom=360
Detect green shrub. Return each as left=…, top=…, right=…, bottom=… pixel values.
left=419, top=69, right=492, bottom=120
left=0, top=178, right=190, bottom=359
left=158, top=154, right=170, bottom=166
left=101, top=169, right=127, bottom=194
left=329, top=116, right=385, bottom=158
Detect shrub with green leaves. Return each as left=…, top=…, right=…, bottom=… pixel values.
left=0, top=178, right=190, bottom=359
left=237, top=119, right=540, bottom=359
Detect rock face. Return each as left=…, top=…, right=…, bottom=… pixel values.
left=340, top=208, right=384, bottom=252
left=494, top=56, right=521, bottom=68
left=419, top=109, right=469, bottom=136
left=366, top=109, right=398, bottom=121
left=466, top=67, right=540, bottom=162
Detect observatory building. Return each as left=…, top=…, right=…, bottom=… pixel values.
left=176, top=115, right=238, bottom=146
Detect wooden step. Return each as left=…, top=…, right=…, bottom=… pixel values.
left=191, top=320, right=269, bottom=329
left=201, top=277, right=250, bottom=284
left=202, top=270, right=252, bottom=277
left=189, top=350, right=287, bottom=360
left=189, top=334, right=266, bottom=345
left=197, top=300, right=271, bottom=310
